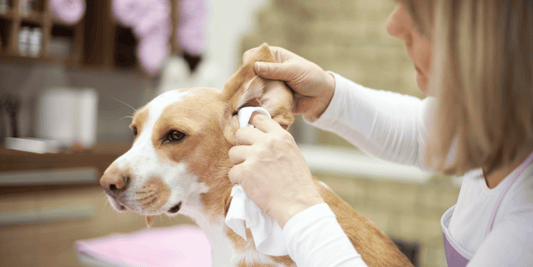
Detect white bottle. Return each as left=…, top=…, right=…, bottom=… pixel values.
left=0, top=0, right=9, bottom=13
left=29, top=27, right=42, bottom=57
left=18, top=26, right=31, bottom=56
left=20, top=0, right=30, bottom=15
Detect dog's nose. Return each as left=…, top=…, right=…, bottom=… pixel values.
left=100, top=165, right=130, bottom=196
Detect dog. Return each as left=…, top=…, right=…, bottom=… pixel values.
left=100, top=43, right=413, bottom=266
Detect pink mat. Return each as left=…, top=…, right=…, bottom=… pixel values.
left=75, top=225, right=211, bottom=267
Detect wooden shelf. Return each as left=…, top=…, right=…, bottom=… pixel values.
left=0, top=143, right=130, bottom=194
left=0, top=143, right=130, bottom=175
left=0, top=53, right=48, bottom=62
left=20, top=11, right=44, bottom=25
left=0, top=0, right=182, bottom=189
left=0, top=0, right=181, bottom=73
left=0, top=10, right=15, bottom=20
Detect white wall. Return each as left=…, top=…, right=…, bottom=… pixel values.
left=203, top=0, right=267, bottom=90
left=0, top=0, right=268, bottom=143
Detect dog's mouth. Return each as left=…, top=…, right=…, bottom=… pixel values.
left=168, top=201, right=182, bottom=214
left=144, top=202, right=181, bottom=228
left=106, top=195, right=129, bottom=212
left=109, top=193, right=183, bottom=228
left=110, top=194, right=182, bottom=215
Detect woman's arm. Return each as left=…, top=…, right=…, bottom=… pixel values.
left=467, top=219, right=533, bottom=266
left=228, top=115, right=368, bottom=266
left=306, top=73, right=435, bottom=171
left=284, top=203, right=368, bottom=267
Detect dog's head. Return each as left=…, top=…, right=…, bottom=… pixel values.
left=100, top=44, right=293, bottom=226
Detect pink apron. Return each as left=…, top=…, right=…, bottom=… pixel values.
left=440, top=152, right=533, bottom=266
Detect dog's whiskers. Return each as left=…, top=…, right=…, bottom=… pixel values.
left=151, top=196, right=160, bottom=212
left=103, top=198, right=110, bottom=211
left=135, top=192, right=155, bottom=201
left=119, top=115, right=134, bottom=121
left=154, top=193, right=161, bottom=207
left=143, top=192, right=161, bottom=212
left=137, top=196, right=157, bottom=205
left=113, top=97, right=137, bottom=113
left=136, top=190, right=153, bottom=195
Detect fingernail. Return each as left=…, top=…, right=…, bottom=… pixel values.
left=254, top=62, right=261, bottom=73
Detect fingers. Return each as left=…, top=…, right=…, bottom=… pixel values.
left=242, top=48, right=257, bottom=63
left=249, top=113, right=281, bottom=133
left=233, top=114, right=281, bottom=146
left=243, top=46, right=290, bottom=63
left=268, top=46, right=294, bottom=62
left=235, top=127, right=262, bottom=145
left=253, top=62, right=295, bottom=81
left=228, top=165, right=241, bottom=184
left=228, top=146, right=247, bottom=165
left=243, top=45, right=298, bottom=81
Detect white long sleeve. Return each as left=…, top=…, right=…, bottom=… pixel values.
left=305, top=72, right=435, bottom=170
left=283, top=203, right=368, bottom=267
left=283, top=72, right=434, bottom=266
left=288, top=72, right=533, bottom=266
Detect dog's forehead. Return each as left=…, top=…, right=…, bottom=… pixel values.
left=153, top=87, right=220, bottom=107
left=135, top=88, right=222, bottom=128
left=131, top=90, right=186, bottom=127
left=150, top=89, right=190, bottom=111
left=155, top=88, right=223, bottom=116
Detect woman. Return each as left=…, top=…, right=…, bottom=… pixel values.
left=228, top=0, right=533, bottom=266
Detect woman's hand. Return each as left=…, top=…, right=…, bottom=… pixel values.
left=243, top=46, right=336, bottom=121
left=228, top=113, right=325, bottom=228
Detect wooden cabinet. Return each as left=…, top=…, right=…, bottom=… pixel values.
left=0, top=0, right=84, bottom=64
left=0, top=144, right=195, bottom=266
left=0, top=1, right=189, bottom=264
left=0, top=185, right=195, bottom=267
left=0, top=0, right=180, bottom=72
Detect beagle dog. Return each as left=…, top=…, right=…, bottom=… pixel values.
left=100, top=44, right=413, bottom=267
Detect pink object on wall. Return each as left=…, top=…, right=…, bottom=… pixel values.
left=178, top=0, right=207, bottom=55
left=49, top=0, right=86, bottom=25
left=137, top=35, right=170, bottom=76
left=113, top=0, right=169, bottom=28
left=134, top=9, right=172, bottom=40
left=75, top=225, right=211, bottom=267
left=112, top=0, right=149, bottom=27
left=113, top=0, right=172, bottom=76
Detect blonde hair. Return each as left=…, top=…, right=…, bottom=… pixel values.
left=404, top=0, right=533, bottom=175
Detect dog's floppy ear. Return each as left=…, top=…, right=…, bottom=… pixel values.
left=222, top=43, right=294, bottom=144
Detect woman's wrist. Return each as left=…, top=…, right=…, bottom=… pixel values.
left=275, top=193, right=325, bottom=229
left=306, top=72, right=336, bottom=121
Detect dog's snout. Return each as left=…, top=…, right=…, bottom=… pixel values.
left=100, top=165, right=131, bottom=196
left=108, top=176, right=130, bottom=193
left=102, top=175, right=130, bottom=196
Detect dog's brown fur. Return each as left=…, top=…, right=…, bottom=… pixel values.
left=220, top=43, right=413, bottom=266
left=104, top=43, right=413, bottom=266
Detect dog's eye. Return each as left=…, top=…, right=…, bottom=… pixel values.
left=167, top=130, right=185, bottom=142
left=133, top=127, right=138, bottom=137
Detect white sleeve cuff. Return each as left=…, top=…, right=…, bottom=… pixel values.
left=283, top=203, right=368, bottom=267
left=304, top=72, right=376, bottom=139
left=304, top=72, right=347, bottom=130
left=302, top=72, right=435, bottom=170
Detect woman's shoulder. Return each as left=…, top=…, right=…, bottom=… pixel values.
left=496, top=164, right=533, bottom=223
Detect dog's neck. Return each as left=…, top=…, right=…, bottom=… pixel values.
left=176, top=182, right=234, bottom=266
left=192, top=213, right=237, bottom=266
left=173, top=149, right=237, bottom=266
left=178, top=156, right=291, bottom=266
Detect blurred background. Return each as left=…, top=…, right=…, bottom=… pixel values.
left=0, top=0, right=457, bottom=266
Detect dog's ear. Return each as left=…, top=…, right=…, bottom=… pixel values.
left=223, top=187, right=233, bottom=217
left=221, top=43, right=294, bottom=145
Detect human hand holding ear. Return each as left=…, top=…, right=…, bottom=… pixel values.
left=228, top=113, right=324, bottom=228
left=242, top=46, right=336, bottom=121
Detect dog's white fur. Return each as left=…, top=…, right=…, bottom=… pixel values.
left=100, top=44, right=413, bottom=267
